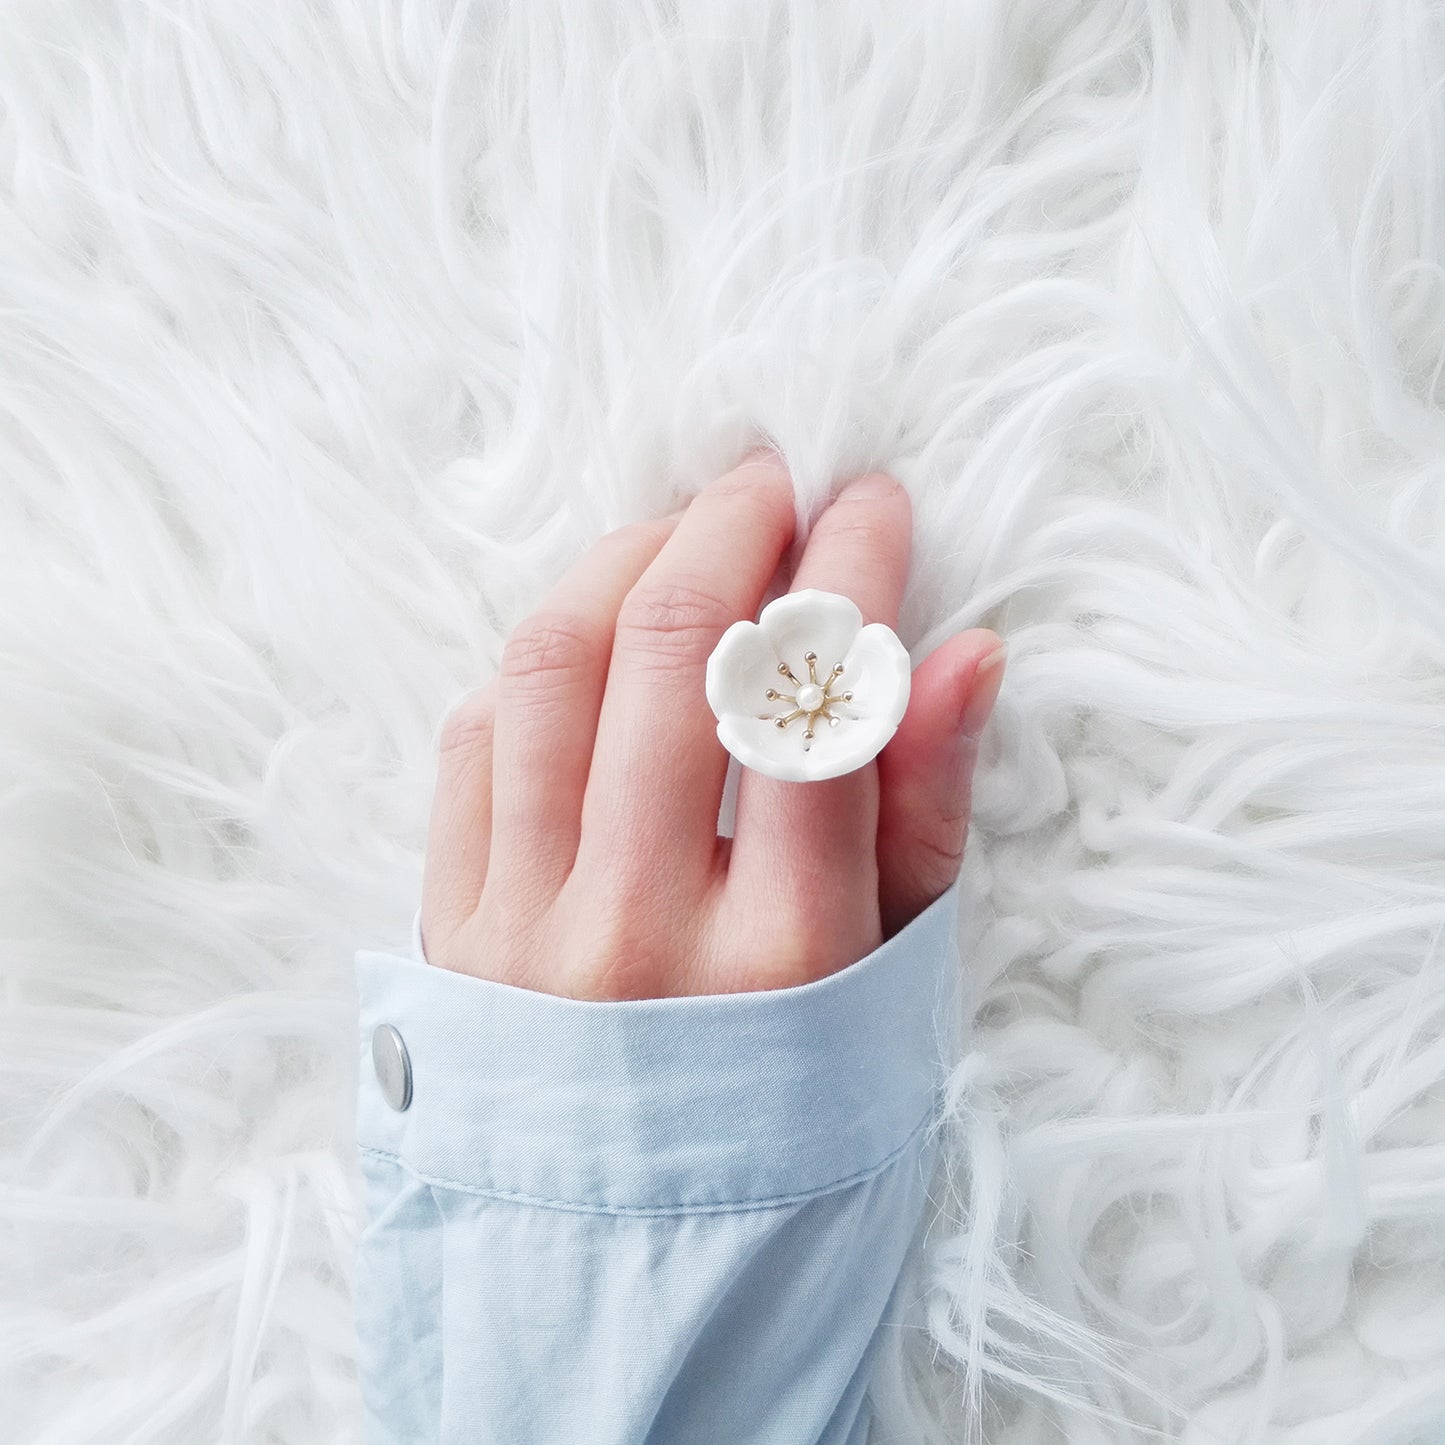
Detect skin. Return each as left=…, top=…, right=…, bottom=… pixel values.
left=419, top=451, right=1007, bottom=1000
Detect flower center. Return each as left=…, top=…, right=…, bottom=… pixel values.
left=761, top=650, right=856, bottom=751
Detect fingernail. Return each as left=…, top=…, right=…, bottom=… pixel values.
left=839, top=471, right=902, bottom=502
left=960, top=641, right=1008, bottom=739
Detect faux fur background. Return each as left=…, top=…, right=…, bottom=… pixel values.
left=3, top=2, right=1444, bottom=1441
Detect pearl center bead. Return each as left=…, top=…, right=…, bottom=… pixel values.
left=795, top=682, right=825, bottom=712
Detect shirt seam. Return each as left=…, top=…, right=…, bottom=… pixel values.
left=356, top=1100, right=939, bottom=1218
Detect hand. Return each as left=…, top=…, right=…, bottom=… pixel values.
left=419, top=453, right=1006, bottom=999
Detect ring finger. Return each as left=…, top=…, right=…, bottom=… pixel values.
left=727, top=472, right=913, bottom=945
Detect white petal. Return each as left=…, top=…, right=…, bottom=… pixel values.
left=706, top=590, right=910, bottom=783
left=755, top=589, right=862, bottom=679
left=716, top=712, right=899, bottom=783
left=704, top=620, right=783, bottom=719
left=838, top=623, right=913, bottom=726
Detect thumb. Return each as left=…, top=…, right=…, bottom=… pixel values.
left=875, top=630, right=1007, bottom=940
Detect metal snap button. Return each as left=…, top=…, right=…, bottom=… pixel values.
left=371, top=1024, right=412, bottom=1111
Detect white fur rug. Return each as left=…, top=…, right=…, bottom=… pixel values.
left=4, top=3, right=1444, bottom=1442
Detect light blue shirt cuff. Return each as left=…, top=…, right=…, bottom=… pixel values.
left=352, top=879, right=963, bottom=1215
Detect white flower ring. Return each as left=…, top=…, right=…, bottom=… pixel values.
left=704, top=588, right=912, bottom=783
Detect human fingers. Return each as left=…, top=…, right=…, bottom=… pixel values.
left=421, top=678, right=500, bottom=952
left=484, top=513, right=683, bottom=903
left=726, top=472, right=912, bottom=960
left=572, top=458, right=797, bottom=902
left=875, top=631, right=1005, bottom=940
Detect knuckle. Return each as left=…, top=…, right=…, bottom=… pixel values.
left=762, top=916, right=822, bottom=977
left=571, top=943, right=641, bottom=1000
left=604, top=516, right=674, bottom=550
left=562, top=863, right=701, bottom=999
left=739, top=911, right=857, bottom=990
left=705, top=464, right=794, bottom=521
left=616, top=578, right=730, bottom=665
left=819, top=503, right=890, bottom=553
left=571, top=916, right=669, bottom=1001
left=912, top=818, right=969, bottom=879
left=710, top=466, right=781, bottom=499
left=734, top=886, right=839, bottom=979
left=500, top=612, right=599, bottom=690
left=437, top=695, right=495, bottom=759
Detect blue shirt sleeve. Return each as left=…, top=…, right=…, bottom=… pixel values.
left=351, top=880, right=962, bottom=1445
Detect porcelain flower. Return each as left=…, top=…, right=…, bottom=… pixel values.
left=704, top=588, right=912, bottom=783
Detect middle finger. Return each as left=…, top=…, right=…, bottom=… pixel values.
left=573, top=457, right=798, bottom=898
